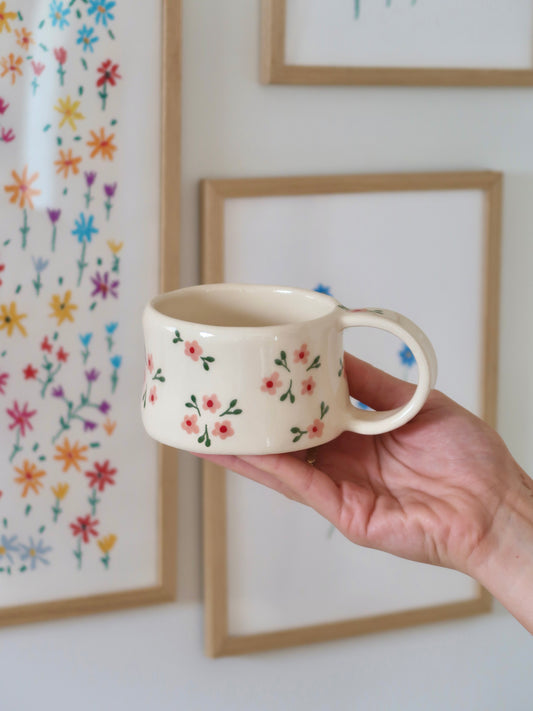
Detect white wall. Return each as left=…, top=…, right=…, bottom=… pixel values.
left=2, top=2, right=532, bottom=709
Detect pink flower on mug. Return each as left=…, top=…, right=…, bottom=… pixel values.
left=293, top=344, right=310, bottom=365
left=148, top=385, right=157, bottom=405
left=202, top=394, right=221, bottom=413
left=212, top=420, right=234, bottom=440
left=261, top=372, right=282, bottom=395
left=184, top=340, right=202, bottom=362
left=307, top=419, right=324, bottom=439
left=146, top=353, right=154, bottom=374
left=181, top=414, right=199, bottom=435
left=301, top=376, right=316, bottom=396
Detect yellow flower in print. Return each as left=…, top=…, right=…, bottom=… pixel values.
left=0, top=301, right=27, bottom=337
left=53, top=437, right=88, bottom=473
left=14, top=460, right=46, bottom=497
left=106, top=239, right=123, bottom=255
left=49, top=290, right=78, bottom=325
left=4, top=166, right=41, bottom=209
left=0, top=53, right=23, bottom=84
left=0, top=3, right=17, bottom=33
left=51, top=482, right=69, bottom=500
left=54, top=95, right=85, bottom=131
left=98, top=534, right=117, bottom=555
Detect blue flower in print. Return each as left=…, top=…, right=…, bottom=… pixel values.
left=72, top=213, right=98, bottom=243
left=314, top=283, right=332, bottom=296
left=19, top=537, right=52, bottom=570
left=49, top=1, right=71, bottom=29
left=110, top=354, right=122, bottom=369
left=0, top=535, right=20, bottom=565
left=32, top=256, right=49, bottom=273
left=77, top=24, right=99, bottom=53
left=87, top=0, right=116, bottom=27
left=399, top=344, right=415, bottom=368
left=105, top=322, right=118, bottom=335
left=79, top=332, right=93, bottom=347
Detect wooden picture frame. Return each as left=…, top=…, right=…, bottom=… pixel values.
left=0, top=0, right=181, bottom=626
left=201, top=171, right=501, bottom=656
left=261, top=0, right=533, bottom=87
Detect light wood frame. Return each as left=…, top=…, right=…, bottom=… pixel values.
left=201, top=171, right=501, bottom=656
left=261, top=0, right=533, bottom=87
left=0, top=0, right=181, bottom=628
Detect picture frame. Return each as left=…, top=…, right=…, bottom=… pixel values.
left=0, top=0, right=181, bottom=626
left=261, top=0, right=533, bottom=87
left=201, top=171, right=501, bottom=656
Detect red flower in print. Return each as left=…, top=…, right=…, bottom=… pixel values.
left=181, top=414, right=199, bottom=435
left=293, top=344, right=310, bottom=365
left=0, top=372, right=8, bottom=394
left=56, top=347, right=69, bottom=362
left=146, top=353, right=154, bottom=374
left=0, top=262, right=4, bottom=283
left=22, top=364, right=38, bottom=380
left=6, top=400, right=36, bottom=437
left=301, top=376, right=316, bottom=396
left=41, top=336, right=53, bottom=353
left=31, top=61, right=45, bottom=76
left=261, top=372, right=282, bottom=395
left=96, top=59, right=121, bottom=87
left=212, top=420, right=234, bottom=440
left=149, top=385, right=157, bottom=405
left=184, top=341, right=202, bottom=362
left=307, top=419, right=324, bottom=440
left=85, top=460, right=117, bottom=492
left=202, top=394, right=221, bottom=413
left=53, top=47, right=67, bottom=65
left=70, top=514, right=99, bottom=544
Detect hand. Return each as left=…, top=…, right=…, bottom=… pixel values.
left=199, top=353, right=533, bottom=632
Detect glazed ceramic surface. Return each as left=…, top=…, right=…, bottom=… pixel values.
left=141, top=284, right=437, bottom=454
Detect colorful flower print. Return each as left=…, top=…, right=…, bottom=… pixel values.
left=399, top=344, right=415, bottom=367
left=301, top=376, right=316, bottom=396
left=0, top=97, right=8, bottom=113
left=6, top=400, right=36, bottom=437
left=103, top=183, right=117, bottom=218
left=181, top=414, right=199, bottom=435
left=31, top=61, right=45, bottom=76
left=148, top=385, right=157, bottom=404
left=88, top=0, right=116, bottom=26
left=97, top=59, right=120, bottom=87
left=0, top=53, right=23, bottom=84
left=261, top=372, right=283, bottom=395
left=53, top=437, right=89, bottom=473
left=14, top=460, right=46, bottom=497
left=0, top=534, right=19, bottom=565
left=307, top=419, right=324, bottom=439
left=87, top=127, right=117, bottom=160
left=51, top=386, right=64, bottom=398
left=90, top=270, right=119, bottom=299
left=98, top=533, right=117, bottom=568
left=212, top=420, right=234, bottom=440
left=291, top=402, right=330, bottom=444
left=22, top=364, right=38, bottom=380
left=70, top=514, right=98, bottom=544
left=15, top=27, right=34, bottom=51
left=49, top=290, right=78, bottom=326
left=184, top=340, right=202, bottom=362
left=41, top=335, right=53, bottom=353
left=49, top=1, right=70, bottom=29
left=19, top=537, right=52, bottom=569
left=146, top=353, right=154, bottom=373
left=85, top=368, right=100, bottom=382
left=0, top=2, right=17, bottom=33
left=202, top=394, right=221, bottom=413
left=56, top=347, right=69, bottom=363
left=54, top=148, right=82, bottom=179
left=51, top=482, right=69, bottom=522
left=0, top=372, right=8, bottom=394
left=103, top=419, right=116, bottom=436
left=4, top=167, right=41, bottom=209
left=77, top=24, right=99, bottom=53
left=293, top=344, right=310, bottom=365
left=0, top=127, right=14, bottom=142
left=0, top=301, right=27, bottom=336
left=85, top=460, right=117, bottom=492
left=53, top=47, right=67, bottom=85
left=54, top=95, right=85, bottom=131
left=47, top=208, right=61, bottom=224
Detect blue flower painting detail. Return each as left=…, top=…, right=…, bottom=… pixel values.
left=49, top=1, right=70, bottom=29
left=77, top=24, right=99, bottom=53
left=314, top=283, right=333, bottom=296
left=19, top=537, right=52, bottom=570
left=88, top=0, right=116, bottom=27
left=0, top=534, right=19, bottom=565
left=72, top=213, right=98, bottom=243
left=398, top=344, right=415, bottom=367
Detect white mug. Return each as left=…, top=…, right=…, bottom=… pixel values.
left=141, top=284, right=437, bottom=454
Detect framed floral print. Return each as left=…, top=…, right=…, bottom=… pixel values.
left=0, top=0, right=181, bottom=626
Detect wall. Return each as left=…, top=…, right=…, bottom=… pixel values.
left=1, top=1, right=532, bottom=709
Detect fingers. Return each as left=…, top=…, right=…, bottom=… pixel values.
left=344, top=352, right=416, bottom=411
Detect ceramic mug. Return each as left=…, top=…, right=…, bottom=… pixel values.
left=141, top=283, right=437, bottom=454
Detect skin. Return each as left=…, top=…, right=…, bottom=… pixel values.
left=198, top=353, right=533, bottom=634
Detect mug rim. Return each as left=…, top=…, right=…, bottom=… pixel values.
left=145, top=283, right=339, bottom=334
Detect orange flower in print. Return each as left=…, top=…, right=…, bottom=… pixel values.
left=87, top=127, right=117, bottom=160
left=54, top=95, right=85, bottom=131
left=53, top=437, right=89, bottom=472
left=14, top=27, right=34, bottom=50
left=14, top=460, right=46, bottom=497
left=0, top=302, right=27, bottom=337
left=54, top=148, right=82, bottom=178
left=49, top=290, right=78, bottom=325
left=0, top=53, right=23, bottom=84
left=103, top=418, right=116, bottom=435
left=4, top=166, right=41, bottom=209
left=0, top=2, right=17, bottom=33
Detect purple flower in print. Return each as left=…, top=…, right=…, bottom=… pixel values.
left=99, top=400, right=111, bottom=414
left=83, top=172, right=96, bottom=209
left=84, top=171, right=96, bottom=187
left=47, top=208, right=61, bottom=224
left=83, top=420, right=97, bottom=432
left=85, top=368, right=100, bottom=383
left=91, top=271, right=119, bottom=299
left=104, top=183, right=117, bottom=198
left=52, top=386, right=64, bottom=398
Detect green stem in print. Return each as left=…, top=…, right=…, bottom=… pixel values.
left=52, top=498, right=62, bottom=523
left=172, top=330, right=184, bottom=344
left=57, top=63, right=65, bottom=86
left=74, top=537, right=82, bottom=570
left=290, top=426, right=307, bottom=444
left=219, top=399, right=243, bottom=417
left=32, top=271, right=42, bottom=296
left=101, top=553, right=110, bottom=569
left=51, top=224, right=57, bottom=252
left=152, top=368, right=165, bottom=383
left=99, top=80, right=108, bottom=111
left=320, top=401, right=330, bottom=420
left=38, top=358, right=62, bottom=398
left=105, top=198, right=112, bottom=221
left=185, top=394, right=201, bottom=417
left=20, top=208, right=29, bottom=249
left=280, top=379, right=295, bottom=404
left=274, top=351, right=290, bottom=372
left=197, top=424, right=211, bottom=448
left=84, top=184, right=94, bottom=209
left=88, top=487, right=100, bottom=516
left=31, top=77, right=39, bottom=96
left=111, top=253, right=120, bottom=273
left=77, top=240, right=88, bottom=286
left=200, top=355, right=215, bottom=371
left=52, top=380, right=100, bottom=443
left=9, top=430, right=22, bottom=462
left=354, top=0, right=360, bottom=17
left=306, top=355, right=321, bottom=372
left=111, top=368, right=119, bottom=393
left=338, top=358, right=344, bottom=377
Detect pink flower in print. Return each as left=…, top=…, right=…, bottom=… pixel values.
left=148, top=385, right=157, bottom=405
left=293, top=344, right=310, bottom=365
left=185, top=341, right=202, bottom=362
left=0, top=127, right=14, bottom=142
left=261, top=372, right=283, bottom=395
left=212, top=420, right=234, bottom=440
left=202, top=394, right=221, bottom=413
left=181, top=414, right=199, bottom=435
left=0, top=372, right=8, bottom=394
left=6, top=400, right=36, bottom=437
left=307, top=419, right=324, bottom=440
left=146, top=353, right=154, bottom=374
left=31, top=61, right=45, bottom=76
left=301, top=376, right=316, bottom=396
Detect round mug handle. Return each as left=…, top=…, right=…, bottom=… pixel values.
left=337, top=308, right=438, bottom=435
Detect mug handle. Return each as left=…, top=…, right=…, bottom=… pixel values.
left=337, top=308, right=438, bottom=435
